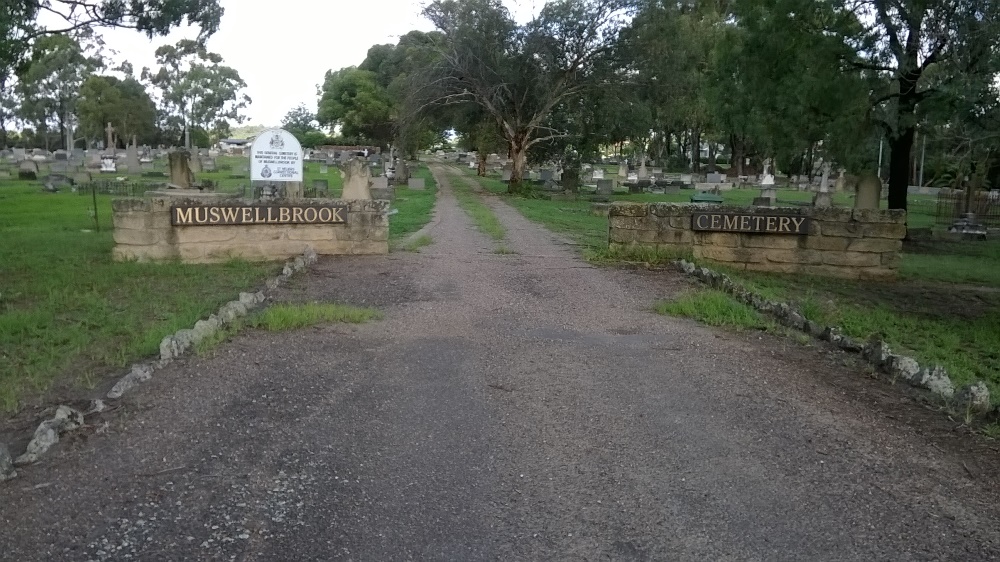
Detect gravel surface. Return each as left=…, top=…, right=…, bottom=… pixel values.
left=3, top=165, right=1000, bottom=560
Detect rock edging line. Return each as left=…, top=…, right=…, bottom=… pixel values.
left=674, top=259, right=992, bottom=414
left=1, top=247, right=319, bottom=479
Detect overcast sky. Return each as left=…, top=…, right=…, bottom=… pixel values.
left=87, top=0, right=544, bottom=127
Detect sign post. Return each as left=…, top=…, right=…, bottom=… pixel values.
left=250, top=128, right=304, bottom=200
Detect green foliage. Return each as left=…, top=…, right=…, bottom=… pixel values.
left=15, top=33, right=104, bottom=149
left=281, top=103, right=320, bottom=145
left=317, top=67, right=394, bottom=145
left=77, top=75, right=158, bottom=146
left=142, top=39, right=250, bottom=146
left=390, top=165, right=439, bottom=239
left=421, top=0, right=633, bottom=189
left=0, top=181, right=275, bottom=412
left=248, top=303, right=382, bottom=331
left=655, top=290, right=769, bottom=330
left=450, top=174, right=506, bottom=241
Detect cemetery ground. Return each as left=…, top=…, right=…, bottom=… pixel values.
left=459, top=166, right=1000, bottom=422
left=0, top=157, right=437, bottom=422
left=5, top=163, right=1000, bottom=559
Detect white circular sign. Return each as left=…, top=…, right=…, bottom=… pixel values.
left=250, top=128, right=303, bottom=182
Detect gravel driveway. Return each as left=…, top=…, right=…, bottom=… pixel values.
left=2, top=165, right=1000, bottom=561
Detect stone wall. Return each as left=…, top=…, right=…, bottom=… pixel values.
left=113, top=195, right=389, bottom=263
left=609, top=203, right=906, bottom=280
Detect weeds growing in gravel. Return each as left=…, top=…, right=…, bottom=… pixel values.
left=195, top=303, right=382, bottom=355
left=449, top=174, right=507, bottom=241
left=250, top=303, right=382, bottom=331
left=401, top=235, right=434, bottom=252
left=655, top=289, right=769, bottom=330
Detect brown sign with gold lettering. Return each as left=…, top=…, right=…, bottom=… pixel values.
left=171, top=205, right=347, bottom=226
left=691, top=212, right=809, bottom=234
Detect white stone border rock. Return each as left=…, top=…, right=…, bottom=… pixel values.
left=675, top=259, right=992, bottom=414
left=1, top=247, right=320, bottom=479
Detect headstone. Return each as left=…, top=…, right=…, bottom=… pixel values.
left=18, top=160, right=39, bottom=180
left=320, top=165, right=328, bottom=175
left=53, top=150, right=68, bottom=161
left=168, top=150, right=194, bottom=188
left=189, top=154, right=202, bottom=173
left=408, top=177, right=426, bottom=190
left=596, top=179, right=614, bottom=195
left=834, top=169, right=846, bottom=192
left=540, top=169, right=554, bottom=182
left=680, top=174, right=693, bottom=185
left=72, top=148, right=85, bottom=160
left=202, top=158, right=217, bottom=172
left=707, top=172, right=725, bottom=183
left=50, top=161, right=68, bottom=173
left=813, top=162, right=833, bottom=208
left=341, top=157, right=373, bottom=200
left=501, top=169, right=512, bottom=182
left=126, top=144, right=141, bottom=171
left=141, top=162, right=154, bottom=171
left=592, top=168, right=605, bottom=180
left=13, top=147, right=25, bottom=161
left=74, top=171, right=92, bottom=185
left=618, top=163, right=628, bottom=178
left=855, top=173, right=881, bottom=210
left=312, top=178, right=329, bottom=191
left=758, top=158, right=776, bottom=202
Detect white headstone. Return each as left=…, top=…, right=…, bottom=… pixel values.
left=250, top=128, right=303, bottom=182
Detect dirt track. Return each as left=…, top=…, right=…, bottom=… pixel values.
left=2, top=165, right=1000, bottom=560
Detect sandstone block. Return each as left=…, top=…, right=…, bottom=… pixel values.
left=815, top=221, right=863, bottom=238
left=696, top=232, right=742, bottom=248
left=821, top=251, right=882, bottom=267
left=654, top=229, right=694, bottom=245
left=804, top=236, right=851, bottom=251
left=846, top=238, right=902, bottom=253
left=695, top=245, right=764, bottom=263
left=740, top=236, right=803, bottom=250
left=286, top=227, right=336, bottom=241
left=610, top=203, right=648, bottom=217
left=113, top=228, right=164, bottom=246
left=881, top=252, right=901, bottom=267
left=862, top=223, right=907, bottom=239
left=764, top=249, right=823, bottom=265
left=175, top=227, right=239, bottom=244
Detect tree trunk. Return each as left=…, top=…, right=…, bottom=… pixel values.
left=508, top=133, right=529, bottom=194
left=691, top=128, right=701, bottom=173
left=887, top=127, right=914, bottom=211
left=708, top=143, right=717, bottom=173
left=730, top=134, right=745, bottom=177
left=477, top=152, right=487, bottom=177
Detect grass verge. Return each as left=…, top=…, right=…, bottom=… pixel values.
left=390, top=165, right=438, bottom=240
left=655, top=289, right=770, bottom=330
left=718, top=266, right=1000, bottom=400
left=0, top=183, right=277, bottom=412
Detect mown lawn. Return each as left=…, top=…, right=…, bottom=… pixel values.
left=0, top=158, right=433, bottom=412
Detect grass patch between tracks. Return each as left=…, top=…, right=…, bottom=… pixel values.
left=449, top=173, right=506, bottom=241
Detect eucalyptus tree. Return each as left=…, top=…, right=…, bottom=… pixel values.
left=142, top=40, right=250, bottom=147
left=77, top=75, right=158, bottom=147
left=15, top=33, right=104, bottom=150
left=420, top=0, right=633, bottom=192
left=0, top=0, right=223, bottom=148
